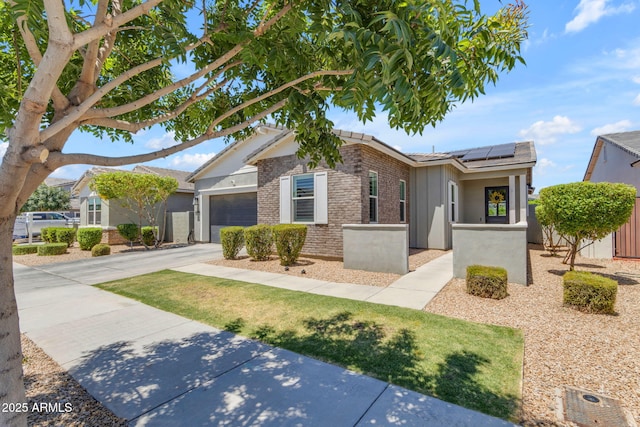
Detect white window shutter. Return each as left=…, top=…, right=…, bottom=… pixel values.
left=280, top=176, right=291, bottom=223
left=314, top=172, right=328, bottom=224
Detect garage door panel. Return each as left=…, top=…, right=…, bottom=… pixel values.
left=210, top=193, right=257, bottom=227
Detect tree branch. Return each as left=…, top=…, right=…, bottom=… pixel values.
left=208, top=69, right=353, bottom=132
left=79, top=0, right=111, bottom=88
left=48, top=99, right=287, bottom=168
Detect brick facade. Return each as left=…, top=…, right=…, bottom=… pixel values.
left=257, top=144, right=410, bottom=258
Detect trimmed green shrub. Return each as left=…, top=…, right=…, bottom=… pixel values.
left=91, top=243, right=111, bottom=257
left=40, top=227, right=56, bottom=243
left=12, top=244, right=39, bottom=255
left=55, top=228, right=76, bottom=247
left=117, top=223, right=140, bottom=244
left=563, top=271, right=617, bottom=314
left=220, top=226, right=245, bottom=260
left=37, top=243, right=68, bottom=256
left=141, top=226, right=158, bottom=247
left=466, top=265, right=509, bottom=299
left=78, top=227, right=103, bottom=250
left=273, top=224, right=307, bottom=266
left=244, top=224, right=273, bottom=261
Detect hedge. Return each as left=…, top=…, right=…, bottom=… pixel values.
left=563, top=271, right=617, bottom=314
left=273, top=224, right=307, bottom=266
left=244, top=225, right=273, bottom=261
left=12, top=245, right=39, bottom=255
left=91, top=243, right=111, bottom=257
left=37, top=243, right=68, bottom=256
left=55, top=228, right=77, bottom=247
left=78, top=227, right=103, bottom=250
left=220, top=226, right=245, bottom=260
left=466, top=265, right=508, bottom=300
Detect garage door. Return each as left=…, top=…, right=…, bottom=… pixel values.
left=210, top=192, right=257, bottom=227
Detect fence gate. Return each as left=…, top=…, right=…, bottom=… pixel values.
left=614, top=197, right=640, bottom=259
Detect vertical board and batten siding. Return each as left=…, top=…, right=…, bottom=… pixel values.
left=615, top=197, right=640, bottom=258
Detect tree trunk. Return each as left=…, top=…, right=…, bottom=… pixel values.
left=0, top=214, right=27, bottom=427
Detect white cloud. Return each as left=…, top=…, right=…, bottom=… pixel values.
left=565, top=0, right=635, bottom=33
left=518, top=116, right=582, bottom=145
left=145, top=131, right=178, bottom=150
left=0, top=142, right=7, bottom=158
left=632, top=76, right=640, bottom=84
left=591, top=120, right=633, bottom=135
left=169, top=152, right=216, bottom=169
left=634, top=94, right=640, bottom=106
left=538, top=158, right=557, bottom=169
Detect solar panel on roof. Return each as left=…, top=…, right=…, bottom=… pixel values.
left=462, top=148, right=491, bottom=161
left=486, top=143, right=516, bottom=159
left=448, top=149, right=469, bottom=158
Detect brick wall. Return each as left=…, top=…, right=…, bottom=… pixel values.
left=257, top=143, right=410, bottom=258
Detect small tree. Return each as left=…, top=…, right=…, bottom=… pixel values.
left=535, top=204, right=560, bottom=255
left=537, top=182, right=636, bottom=270
left=90, top=172, right=178, bottom=249
left=20, top=184, right=70, bottom=212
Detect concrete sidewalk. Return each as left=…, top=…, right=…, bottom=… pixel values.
left=173, top=252, right=453, bottom=310
left=15, top=245, right=513, bottom=426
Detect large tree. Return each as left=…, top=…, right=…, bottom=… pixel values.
left=0, top=0, right=528, bottom=424
left=20, top=183, right=71, bottom=212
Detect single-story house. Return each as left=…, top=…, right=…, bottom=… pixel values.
left=189, top=125, right=536, bottom=284
left=72, top=165, right=195, bottom=244
left=583, top=130, right=640, bottom=259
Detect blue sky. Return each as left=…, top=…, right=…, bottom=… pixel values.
left=31, top=1, right=640, bottom=191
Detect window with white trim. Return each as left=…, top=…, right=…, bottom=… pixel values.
left=399, top=180, right=406, bottom=223
left=280, top=172, right=328, bottom=224
left=448, top=181, right=458, bottom=223
left=369, top=171, right=378, bottom=223
left=88, top=197, right=102, bottom=225
left=292, top=174, right=314, bottom=222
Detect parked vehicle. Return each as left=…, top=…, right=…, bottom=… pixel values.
left=13, top=212, right=73, bottom=239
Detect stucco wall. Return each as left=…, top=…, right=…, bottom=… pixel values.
left=589, top=142, right=640, bottom=196
left=343, top=224, right=409, bottom=274
left=257, top=144, right=410, bottom=258
left=452, top=222, right=528, bottom=285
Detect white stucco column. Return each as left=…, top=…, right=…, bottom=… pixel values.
left=509, top=175, right=516, bottom=224
left=199, top=194, right=210, bottom=242
left=519, top=174, right=527, bottom=222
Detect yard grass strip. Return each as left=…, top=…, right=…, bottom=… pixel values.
left=96, top=270, right=523, bottom=420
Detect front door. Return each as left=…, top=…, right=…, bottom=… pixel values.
left=486, top=186, right=509, bottom=224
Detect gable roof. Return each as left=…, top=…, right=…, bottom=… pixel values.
left=584, top=130, right=640, bottom=180
left=133, top=165, right=194, bottom=192
left=72, top=165, right=194, bottom=196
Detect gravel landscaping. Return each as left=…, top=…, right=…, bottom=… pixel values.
left=425, top=245, right=640, bottom=426
left=209, top=248, right=448, bottom=287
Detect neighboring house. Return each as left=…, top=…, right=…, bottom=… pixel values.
left=44, top=177, right=80, bottom=217
left=189, top=125, right=536, bottom=283
left=72, top=165, right=195, bottom=244
left=583, top=130, right=640, bottom=259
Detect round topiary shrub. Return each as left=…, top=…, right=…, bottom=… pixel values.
left=141, top=226, right=158, bottom=247
left=78, top=227, right=103, bottom=250
left=12, top=244, right=39, bottom=255
left=37, top=243, right=68, bottom=256
left=244, top=224, right=273, bottom=261
left=91, top=243, right=111, bottom=257
left=55, top=228, right=77, bottom=247
left=220, top=226, right=245, bottom=259
left=117, top=223, right=139, bottom=245
left=40, top=227, right=56, bottom=243
left=273, top=224, right=307, bottom=266
left=466, top=265, right=508, bottom=299
left=563, top=271, right=617, bottom=314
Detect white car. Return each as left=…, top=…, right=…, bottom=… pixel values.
left=13, top=212, right=73, bottom=239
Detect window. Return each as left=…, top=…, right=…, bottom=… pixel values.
left=485, top=186, right=508, bottom=224
left=369, top=171, right=378, bottom=223
left=448, top=181, right=458, bottom=223
left=88, top=197, right=101, bottom=225
left=399, top=180, right=406, bottom=223
left=280, top=172, right=328, bottom=224
left=292, top=174, right=315, bottom=222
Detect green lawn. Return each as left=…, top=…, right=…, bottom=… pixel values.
left=97, top=270, right=523, bottom=420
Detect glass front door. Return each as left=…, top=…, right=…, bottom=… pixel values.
left=486, top=186, right=509, bottom=224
